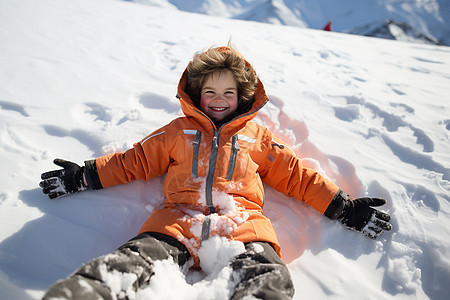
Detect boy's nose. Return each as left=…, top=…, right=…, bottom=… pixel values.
left=213, top=94, right=226, bottom=100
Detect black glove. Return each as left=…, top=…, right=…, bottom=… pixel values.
left=40, top=159, right=87, bottom=199
left=339, top=197, right=392, bottom=239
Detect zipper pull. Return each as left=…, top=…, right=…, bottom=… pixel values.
left=212, top=133, right=219, bottom=148
left=232, top=135, right=240, bottom=152
left=193, top=131, right=201, bottom=146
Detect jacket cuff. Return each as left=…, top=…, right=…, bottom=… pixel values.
left=84, top=159, right=103, bottom=190
left=324, top=190, right=348, bottom=219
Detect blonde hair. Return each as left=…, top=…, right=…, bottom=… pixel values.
left=186, top=46, right=258, bottom=107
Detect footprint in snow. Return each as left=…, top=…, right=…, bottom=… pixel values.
left=382, top=134, right=449, bottom=181
left=42, top=124, right=105, bottom=157
left=84, top=102, right=113, bottom=123
left=387, top=83, right=407, bottom=96
left=0, top=100, right=30, bottom=117
left=442, top=120, right=450, bottom=131
left=399, top=182, right=443, bottom=212
left=139, top=92, right=179, bottom=114
left=332, top=96, right=450, bottom=180
left=413, top=57, right=444, bottom=64
left=335, top=96, right=434, bottom=152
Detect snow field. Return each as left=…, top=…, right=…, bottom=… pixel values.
left=0, top=0, right=449, bottom=299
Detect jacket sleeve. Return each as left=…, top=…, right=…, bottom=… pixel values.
left=256, top=130, right=341, bottom=216
left=85, top=127, right=171, bottom=189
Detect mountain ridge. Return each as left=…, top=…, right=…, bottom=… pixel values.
left=132, top=0, right=449, bottom=46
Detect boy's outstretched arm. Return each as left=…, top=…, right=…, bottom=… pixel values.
left=324, top=190, right=392, bottom=239
left=39, top=158, right=102, bottom=199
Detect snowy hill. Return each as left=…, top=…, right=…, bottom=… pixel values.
left=1, top=0, right=450, bottom=299
left=156, top=0, right=450, bottom=46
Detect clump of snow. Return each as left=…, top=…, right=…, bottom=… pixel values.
left=198, top=236, right=245, bottom=276
left=99, top=264, right=138, bottom=298
left=253, top=243, right=264, bottom=253
left=135, top=237, right=246, bottom=300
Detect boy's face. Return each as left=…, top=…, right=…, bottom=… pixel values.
left=200, top=70, right=238, bottom=121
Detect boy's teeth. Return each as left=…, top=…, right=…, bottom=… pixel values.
left=212, top=107, right=226, bottom=111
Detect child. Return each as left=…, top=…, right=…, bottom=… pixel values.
left=40, top=46, right=392, bottom=299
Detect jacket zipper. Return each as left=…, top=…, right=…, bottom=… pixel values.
left=226, top=135, right=240, bottom=180
left=201, top=130, right=218, bottom=244
left=205, top=130, right=219, bottom=215
left=194, top=100, right=267, bottom=244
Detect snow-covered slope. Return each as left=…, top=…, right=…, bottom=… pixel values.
left=1, top=0, right=449, bottom=299
left=160, top=0, right=450, bottom=46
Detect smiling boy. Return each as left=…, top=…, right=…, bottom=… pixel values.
left=40, top=46, right=391, bottom=299
left=200, top=70, right=238, bottom=122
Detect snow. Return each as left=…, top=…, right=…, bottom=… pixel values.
left=0, top=0, right=449, bottom=299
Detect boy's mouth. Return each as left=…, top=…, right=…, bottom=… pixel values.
left=210, top=107, right=228, bottom=112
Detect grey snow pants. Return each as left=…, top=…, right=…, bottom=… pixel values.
left=42, top=232, right=294, bottom=300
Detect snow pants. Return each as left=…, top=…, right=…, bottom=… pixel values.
left=42, top=232, right=294, bottom=300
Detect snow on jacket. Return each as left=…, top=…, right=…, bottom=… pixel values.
left=89, top=59, right=340, bottom=266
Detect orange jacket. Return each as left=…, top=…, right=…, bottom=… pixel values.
left=93, top=62, right=340, bottom=265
